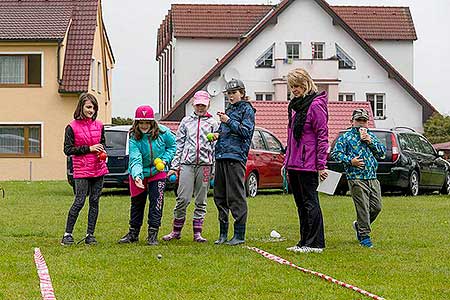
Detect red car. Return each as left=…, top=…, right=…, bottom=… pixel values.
left=245, top=127, right=285, bottom=197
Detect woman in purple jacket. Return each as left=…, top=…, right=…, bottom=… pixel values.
left=283, top=68, right=329, bottom=253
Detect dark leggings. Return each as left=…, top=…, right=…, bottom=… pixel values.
left=129, top=179, right=166, bottom=229
left=65, top=176, right=104, bottom=235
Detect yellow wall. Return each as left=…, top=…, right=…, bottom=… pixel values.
left=0, top=13, right=114, bottom=181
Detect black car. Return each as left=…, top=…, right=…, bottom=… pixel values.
left=327, top=127, right=450, bottom=196
left=67, top=125, right=177, bottom=192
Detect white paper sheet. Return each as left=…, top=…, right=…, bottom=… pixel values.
left=316, top=170, right=342, bottom=195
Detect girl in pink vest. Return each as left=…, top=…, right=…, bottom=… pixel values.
left=61, top=93, right=108, bottom=246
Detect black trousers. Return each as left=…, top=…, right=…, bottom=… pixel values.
left=214, top=159, right=247, bottom=225
left=288, top=170, right=325, bottom=248
left=129, top=179, right=166, bottom=229
left=65, top=176, right=104, bottom=235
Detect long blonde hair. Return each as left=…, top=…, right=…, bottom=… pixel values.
left=287, top=68, right=318, bottom=99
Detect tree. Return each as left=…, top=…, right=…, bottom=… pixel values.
left=423, top=113, right=450, bottom=144
left=111, top=117, right=133, bottom=125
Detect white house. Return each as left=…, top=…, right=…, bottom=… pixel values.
left=156, top=0, right=437, bottom=132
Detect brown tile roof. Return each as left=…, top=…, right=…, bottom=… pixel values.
left=59, top=0, right=99, bottom=93
left=0, top=0, right=73, bottom=41
left=433, top=142, right=450, bottom=150
left=156, top=3, right=417, bottom=57
left=162, top=0, right=437, bottom=124
left=0, top=0, right=101, bottom=93
left=332, top=6, right=417, bottom=41
left=251, top=100, right=375, bottom=145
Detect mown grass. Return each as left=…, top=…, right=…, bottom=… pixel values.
left=0, top=181, right=449, bottom=300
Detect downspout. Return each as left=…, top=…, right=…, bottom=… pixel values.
left=57, top=40, right=62, bottom=85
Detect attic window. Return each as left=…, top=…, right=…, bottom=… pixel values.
left=0, top=54, right=41, bottom=86
left=256, top=44, right=274, bottom=68
left=336, top=44, right=356, bottom=69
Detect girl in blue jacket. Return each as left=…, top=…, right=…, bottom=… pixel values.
left=118, top=105, right=176, bottom=245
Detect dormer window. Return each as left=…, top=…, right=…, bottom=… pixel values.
left=256, top=44, right=274, bottom=68
left=336, top=44, right=356, bottom=69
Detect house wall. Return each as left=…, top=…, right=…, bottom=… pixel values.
left=172, top=38, right=236, bottom=105
left=182, top=0, right=423, bottom=131
left=369, top=40, right=414, bottom=84
left=0, top=43, right=79, bottom=180
left=0, top=9, right=114, bottom=181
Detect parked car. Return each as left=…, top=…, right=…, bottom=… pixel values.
left=327, top=127, right=450, bottom=196
left=245, top=127, right=285, bottom=197
left=67, top=125, right=178, bottom=191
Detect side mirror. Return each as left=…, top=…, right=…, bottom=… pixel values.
left=281, top=146, right=287, bottom=154
left=438, top=150, right=445, bottom=158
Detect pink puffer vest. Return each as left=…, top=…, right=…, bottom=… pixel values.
left=70, top=119, right=109, bottom=179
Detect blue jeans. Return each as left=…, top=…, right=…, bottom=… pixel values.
left=129, top=179, right=166, bottom=229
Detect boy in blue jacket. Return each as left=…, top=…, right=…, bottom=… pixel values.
left=331, top=108, right=386, bottom=248
left=212, top=79, right=255, bottom=246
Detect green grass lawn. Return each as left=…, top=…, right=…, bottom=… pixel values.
left=0, top=181, right=449, bottom=300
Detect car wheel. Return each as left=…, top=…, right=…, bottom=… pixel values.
left=407, top=170, right=419, bottom=196
left=246, top=172, right=258, bottom=198
left=440, top=172, right=450, bottom=195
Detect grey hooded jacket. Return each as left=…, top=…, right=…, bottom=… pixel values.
left=170, top=112, right=219, bottom=170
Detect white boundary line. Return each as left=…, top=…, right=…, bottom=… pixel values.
left=34, top=248, right=57, bottom=300
left=247, top=246, right=385, bottom=300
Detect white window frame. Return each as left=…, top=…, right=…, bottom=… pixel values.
left=91, top=58, right=96, bottom=91
left=255, top=93, right=274, bottom=101
left=366, top=93, right=386, bottom=119
left=97, top=61, right=102, bottom=94
left=338, top=93, right=355, bottom=102
left=0, top=52, right=44, bottom=87
left=312, top=42, right=325, bottom=59
left=286, top=42, right=301, bottom=60
left=256, top=44, right=274, bottom=68
left=336, top=44, right=356, bottom=69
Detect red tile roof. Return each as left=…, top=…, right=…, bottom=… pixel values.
left=156, top=3, right=417, bottom=57
left=162, top=0, right=437, bottom=124
left=0, top=0, right=73, bottom=41
left=331, top=6, right=417, bottom=41
left=159, top=120, right=180, bottom=133
left=59, top=0, right=99, bottom=93
left=433, top=142, right=450, bottom=150
left=0, top=0, right=103, bottom=93
left=251, top=100, right=375, bottom=145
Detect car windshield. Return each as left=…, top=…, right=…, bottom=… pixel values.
left=105, top=131, right=127, bottom=151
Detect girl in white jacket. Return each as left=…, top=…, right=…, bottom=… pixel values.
left=163, top=91, right=219, bottom=242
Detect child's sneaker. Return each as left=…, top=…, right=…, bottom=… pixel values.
left=352, top=221, right=361, bottom=241
left=286, top=246, right=323, bottom=253
left=85, top=234, right=97, bottom=245
left=60, top=234, right=74, bottom=246
left=359, top=236, right=373, bottom=248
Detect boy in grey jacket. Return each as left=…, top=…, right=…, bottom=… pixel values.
left=163, top=91, right=219, bottom=242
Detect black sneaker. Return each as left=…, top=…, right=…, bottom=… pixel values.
left=85, top=234, right=98, bottom=245
left=61, top=234, right=74, bottom=246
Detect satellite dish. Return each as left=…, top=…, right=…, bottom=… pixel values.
left=224, top=67, right=240, bottom=82
left=206, top=81, right=221, bottom=96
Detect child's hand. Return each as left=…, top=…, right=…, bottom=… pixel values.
left=134, top=177, right=145, bottom=189
left=351, top=156, right=365, bottom=169
left=210, top=133, right=219, bottom=141
left=217, top=112, right=230, bottom=123
left=89, top=144, right=104, bottom=153
left=167, top=170, right=177, bottom=177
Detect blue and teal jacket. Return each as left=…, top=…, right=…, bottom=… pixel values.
left=128, top=124, right=176, bottom=180
left=331, top=127, right=386, bottom=180
left=215, top=100, right=256, bottom=163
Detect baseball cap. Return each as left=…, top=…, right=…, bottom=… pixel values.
left=352, top=108, right=369, bottom=120
left=193, top=91, right=210, bottom=106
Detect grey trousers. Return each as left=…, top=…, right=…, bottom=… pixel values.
left=173, top=165, right=211, bottom=219
left=348, top=179, right=382, bottom=237
left=214, top=159, right=247, bottom=225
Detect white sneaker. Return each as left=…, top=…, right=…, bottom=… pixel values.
left=307, top=247, right=324, bottom=253
left=286, top=245, right=303, bottom=252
